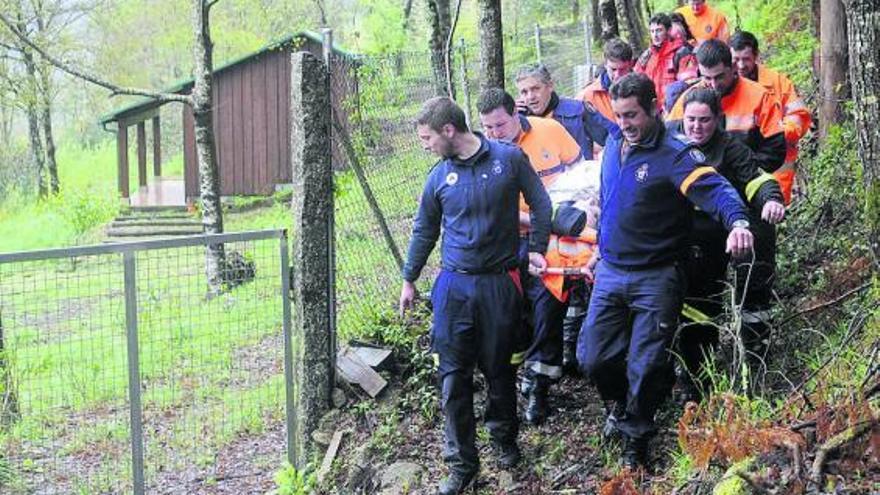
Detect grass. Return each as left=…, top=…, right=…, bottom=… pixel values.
left=0, top=114, right=436, bottom=492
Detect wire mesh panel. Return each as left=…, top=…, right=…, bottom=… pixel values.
left=0, top=231, right=290, bottom=494
left=0, top=253, right=131, bottom=493
left=327, top=26, right=594, bottom=340
left=134, top=238, right=286, bottom=493
left=331, top=51, right=442, bottom=341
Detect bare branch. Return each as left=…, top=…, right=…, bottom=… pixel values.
left=444, top=0, right=463, bottom=97
left=0, top=11, right=189, bottom=103
left=206, top=0, right=222, bottom=10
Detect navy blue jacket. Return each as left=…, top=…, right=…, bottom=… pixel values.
left=402, top=134, right=552, bottom=282
left=548, top=95, right=594, bottom=154
left=599, top=121, right=749, bottom=268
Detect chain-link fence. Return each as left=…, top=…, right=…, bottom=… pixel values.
left=0, top=231, right=291, bottom=494
left=327, top=22, right=598, bottom=339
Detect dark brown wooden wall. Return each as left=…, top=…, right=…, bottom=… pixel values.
left=184, top=46, right=295, bottom=198
left=183, top=39, right=354, bottom=199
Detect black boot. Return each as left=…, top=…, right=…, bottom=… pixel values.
left=524, top=375, right=549, bottom=425
left=438, top=470, right=477, bottom=495
left=493, top=441, right=521, bottom=469
left=621, top=435, right=649, bottom=470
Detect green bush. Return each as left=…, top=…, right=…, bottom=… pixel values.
left=272, top=462, right=316, bottom=495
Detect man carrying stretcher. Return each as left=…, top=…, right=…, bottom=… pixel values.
left=477, top=88, right=599, bottom=425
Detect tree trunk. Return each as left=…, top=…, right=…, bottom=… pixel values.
left=21, top=46, right=47, bottom=198
left=621, top=0, right=647, bottom=52
left=819, top=0, right=848, bottom=140
left=38, top=66, right=59, bottom=195
left=599, top=0, right=619, bottom=40
left=478, top=0, right=504, bottom=92
left=843, top=0, right=880, bottom=261
left=572, top=0, right=580, bottom=21
left=590, top=0, right=602, bottom=41
left=427, top=0, right=453, bottom=96
left=192, top=0, right=225, bottom=294
left=35, top=14, right=59, bottom=195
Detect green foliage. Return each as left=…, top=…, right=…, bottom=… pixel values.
left=740, top=0, right=818, bottom=94
left=272, top=462, right=316, bottom=495
left=49, top=188, right=119, bottom=242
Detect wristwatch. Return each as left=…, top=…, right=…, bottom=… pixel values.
left=732, top=219, right=750, bottom=230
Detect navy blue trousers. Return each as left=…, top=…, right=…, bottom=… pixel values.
left=577, top=261, right=684, bottom=439
left=431, top=269, right=525, bottom=475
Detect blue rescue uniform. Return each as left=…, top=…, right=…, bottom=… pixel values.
left=403, top=134, right=551, bottom=477
left=577, top=122, right=749, bottom=440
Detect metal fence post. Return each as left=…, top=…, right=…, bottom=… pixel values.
left=583, top=15, right=594, bottom=71
left=458, top=38, right=473, bottom=132
left=290, top=51, right=334, bottom=469
left=123, top=251, right=145, bottom=495
left=279, top=232, right=296, bottom=466
left=534, top=24, right=543, bottom=62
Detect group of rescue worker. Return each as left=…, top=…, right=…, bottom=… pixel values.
left=398, top=1, right=811, bottom=491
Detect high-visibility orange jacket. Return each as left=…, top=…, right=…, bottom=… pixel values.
left=750, top=65, right=812, bottom=203
left=577, top=74, right=615, bottom=122
left=635, top=39, right=698, bottom=110
left=666, top=76, right=786, bottom=174
left=675, top=3, right=730, bottom=44
left=514, top=115, right=595, bottom=301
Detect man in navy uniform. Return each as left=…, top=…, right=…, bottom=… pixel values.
left=577, top=73, right=754, bottom=469
left=399, top=96, right=552, bottom=494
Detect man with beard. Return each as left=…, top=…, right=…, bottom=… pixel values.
left=730, top=30, right=812, bottom=204
left=400, top=97, right=552, bottom=494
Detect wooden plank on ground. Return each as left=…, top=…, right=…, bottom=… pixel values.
left=317, top=430, right=344, bottom=483
left=336, top=347, right=387, bottom=397
left=351, top=345, right=393, bottom=369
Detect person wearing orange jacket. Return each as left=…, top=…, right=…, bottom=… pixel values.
left=578, top=38, right=635, bottom=123
left=676, top=0, right=730, bottom=45
left=731, top=31, right=812, bottom=204
left=478, top=88, right=589, bottom=426
left=635, top=13, right=699, bottom=111
left=667, top=40, right=786, bottom=383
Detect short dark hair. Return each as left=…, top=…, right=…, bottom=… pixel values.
left=730, top=30, right=760, bottom=54
left=603, top=38, right=633, bottom=62
left=476, top=88, right=516, bottom=116
left=683, top=87, right=721, bottom=117
left=669, top=12, right=694, bottom=41
left=696, top=39, right=733, bottom=68
left=515, top=63, right=554, bottom=84
left=415, top=96, right=469, bottom=133
left=649, top=12, right=672, bottom=29
left=609, top=73, right=656, bottom=114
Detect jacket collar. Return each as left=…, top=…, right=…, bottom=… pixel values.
left=450, top=132, right=490, bottom=167
left=538, top=92, right=561, bottom=117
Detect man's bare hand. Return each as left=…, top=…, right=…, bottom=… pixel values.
left=399, top=281, right=417, bottom=317
left=584, top=250, right=600, bottom=282
left=528, top=252, right=548, bottom=276
left=725, top=227, right=754, bottom=258
left=761, top=201, right=785, bottom=224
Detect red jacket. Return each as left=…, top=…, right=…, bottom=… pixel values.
left=635, top=39, right=698, bottom=109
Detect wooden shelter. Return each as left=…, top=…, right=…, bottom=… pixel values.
left=100, top=31, right=357, bottom=207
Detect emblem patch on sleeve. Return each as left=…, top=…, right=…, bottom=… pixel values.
left=636, top=163, right=649, bottom=183
left=445, top=172, right=459, bottom=185
left=689, top=149, right=706, bottom=163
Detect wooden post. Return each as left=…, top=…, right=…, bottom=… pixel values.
left=117, top=124, right=130, bottom=200
left=152, top=116, right=162, bottom=177
left=136, top=122, right=147, bottom=187
left=289, top=51, right=334, bottom=469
